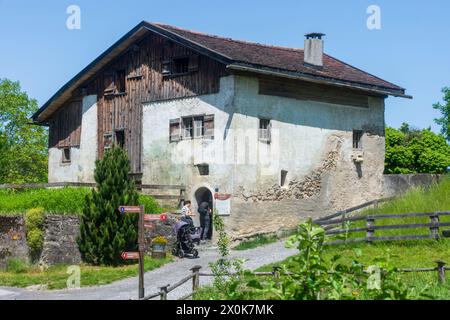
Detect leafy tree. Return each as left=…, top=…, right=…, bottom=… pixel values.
left=0, top=78, right=48, bottom=183
left=385, top=125, right=450, bottom=174
left=433, top=87, right=450, bottom=141
left=77, top=147, right=139, bottom=266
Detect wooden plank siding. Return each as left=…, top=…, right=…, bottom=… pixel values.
left=48, top=31, right=228, bottom=174
left=48, top=99, right=82, bottom=148
left=258, top=76, right=382, bottom=108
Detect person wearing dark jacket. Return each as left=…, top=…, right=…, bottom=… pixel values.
left=198, top=201, right=212, bottom=240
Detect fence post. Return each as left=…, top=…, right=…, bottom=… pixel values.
left=429, top=213, right=440, bottom=239
left=159, top=284, right=169, bottom=300
left=272, top=266, right=281, bottom=288
left=191, top=265, right=202, bottom=293
left=366, top=217, right=375, bottom=243
left=435, top=260, right=446, bottom=284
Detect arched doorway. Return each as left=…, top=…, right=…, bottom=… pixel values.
left=194, top=187, right=213, bottom=239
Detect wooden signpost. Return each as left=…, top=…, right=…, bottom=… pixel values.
left=119, top=205, right=145, bottom=299
left=119, top=205, right=169, bottom=299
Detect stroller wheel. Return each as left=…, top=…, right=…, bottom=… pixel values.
left=192, top=249, right=199, bottom=258
left=177, top=249, right=185, bottom=258
left=172, top=247, right=177, bottom=256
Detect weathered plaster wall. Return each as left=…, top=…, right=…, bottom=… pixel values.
left=48, top=95, right=98, bottom=183
left=141, top=75, right=387, bottom=238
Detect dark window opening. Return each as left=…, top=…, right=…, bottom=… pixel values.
left=115, top=130, right=125, bottom=148
left=353, top=130, right=363, bottom=149
left=173, top=57, right=189, bottom=74
left=116, top=70, right=126, bottom=93
left=197, top=164, right=209, bottom=176
left=62, top=148, right=71, bottom=164
left=259, top=118, right=271, bottom=142
left=281, top=170, right=288, bottom=187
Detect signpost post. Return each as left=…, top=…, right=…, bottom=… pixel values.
left=119, top=205, right=145, bottom=299
left=118, top=206, right=168, bottom=299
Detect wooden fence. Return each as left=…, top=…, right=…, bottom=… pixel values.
left=0, top=182, right=186, bottom=202
left=316, top=211, right=450, bottom=245
left=140, top=261, right=449, bottom=300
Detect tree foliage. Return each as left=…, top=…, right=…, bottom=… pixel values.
left=385, top=124, right=450, bottom=174
left=433, top=87, right=450, bottom=141
left=77, top=147, right=139, bottom=266
left=0, top=78, right=47, bottom=183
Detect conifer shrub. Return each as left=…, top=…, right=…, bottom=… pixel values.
left=77, top=147, right=139, bottom=266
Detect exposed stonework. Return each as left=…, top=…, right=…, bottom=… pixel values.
left=234, top=137, right=342, bottom=202
left=39, top=216, right=82, bottom=266
left=0, top=216, right=29, bottom=269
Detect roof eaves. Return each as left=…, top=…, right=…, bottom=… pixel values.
left=227, top=63, right=412, bottom=99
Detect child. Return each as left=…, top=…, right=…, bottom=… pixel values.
left=181, top=200, right=194, bottom=226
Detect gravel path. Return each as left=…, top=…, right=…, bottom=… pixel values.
left=0, top=241, right=296, bottom=300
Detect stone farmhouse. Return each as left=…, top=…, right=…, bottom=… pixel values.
left=32, top=22, right=410, bottom=239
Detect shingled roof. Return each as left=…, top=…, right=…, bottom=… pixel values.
left=33, top=21, right=409, bottom=123
left=155, top=23, right=406, bottom=94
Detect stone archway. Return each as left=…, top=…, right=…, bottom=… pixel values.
left=194, top=187, right=213, bottom=239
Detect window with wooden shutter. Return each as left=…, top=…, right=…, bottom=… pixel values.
left=204, top=114, right=214, bottom=139
left=104, top=73, right=115, bottom=96
left=169, top=119, right=181, bottom=142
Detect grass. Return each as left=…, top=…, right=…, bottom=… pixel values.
left=333, top=176, right=450, bottom=240
left=234, top=234, right=278, bottom=251
left=195, top=177, right=450, bottom=300
left=0, top=255, right=173, bottom=290
left=0, top=187, right=162, bottom=215
left=195, top=240, right=450, bottom=300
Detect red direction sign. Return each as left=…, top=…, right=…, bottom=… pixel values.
left=144, top=213, right=167, bottom=222
left=119, top=206, right=142, bottom=214
left=121, top=252, right=140, bottom=260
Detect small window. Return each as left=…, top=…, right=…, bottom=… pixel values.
left=115, top=130, right=125, bottom=148
left=169, top=119, right=181, bottom=142
left=353, top=130, right=363, bottom=149
left=62, top=148, right=71, bottom=164
left=259, top=119, right=271, bottom=142
left=173, top=57, right=189, bottom=74
left=116, top=70, right=126, bottom=93
left=197, top=164, right=209, bottom=176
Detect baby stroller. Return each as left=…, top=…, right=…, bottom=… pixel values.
left=172, top=219, right=202, bottom=258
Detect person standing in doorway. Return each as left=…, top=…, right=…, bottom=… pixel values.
left=198, top=201, right=211, bottom=241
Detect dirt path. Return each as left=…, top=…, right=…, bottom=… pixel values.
left=0, top=240, right=296, bottom=300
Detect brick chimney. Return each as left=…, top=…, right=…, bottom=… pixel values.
left=304, top=33, right=325, bottom=67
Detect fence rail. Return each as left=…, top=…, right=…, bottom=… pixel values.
left=139, top=261, right=448, bottom=300
left=0, top=182, right=186, bottom=201
left=315, top=211, right=450, bottom=245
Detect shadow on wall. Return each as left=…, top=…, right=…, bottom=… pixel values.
left=195, top=75, right=386, bottom=139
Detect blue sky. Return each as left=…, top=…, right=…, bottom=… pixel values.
left=1, top=0, right=449, bottom=132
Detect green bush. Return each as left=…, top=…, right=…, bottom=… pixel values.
left=6, top=258, right=29, bottom=274
left=25, top=208, right=45, bottom=254
left=385, top=126, right=450, bottom=174
left=78, top=147, right=140, bottom=266
left=25, top=207, right=45, bottom=230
